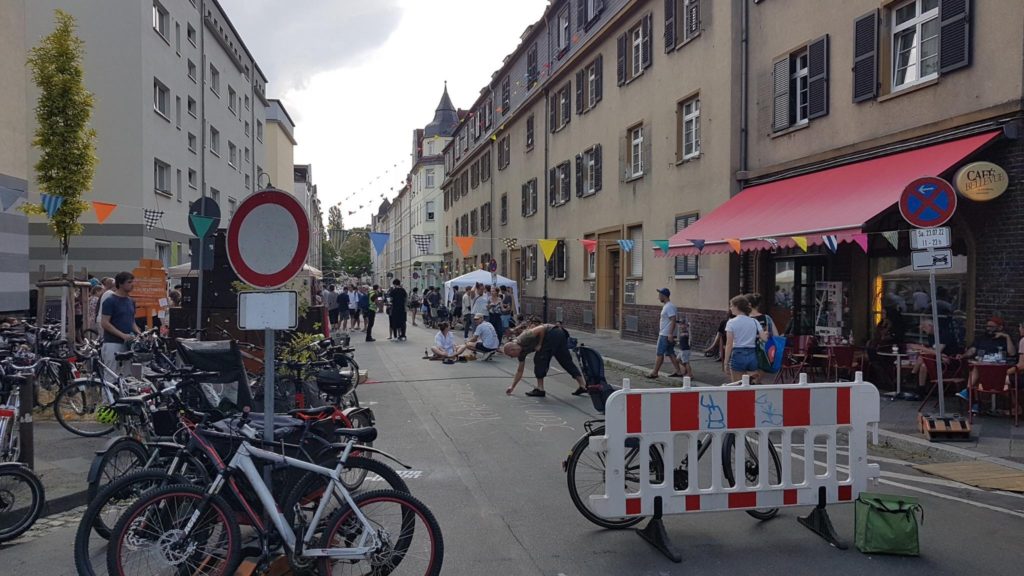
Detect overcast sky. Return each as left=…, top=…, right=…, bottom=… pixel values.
left=219, top=0, right=550, bottom=229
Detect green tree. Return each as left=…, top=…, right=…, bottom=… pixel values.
left=23, top=10, right=97, bottom=255
left=321, top=238, right=342, bottom=272
left=338, top=227, right=372, bottom=277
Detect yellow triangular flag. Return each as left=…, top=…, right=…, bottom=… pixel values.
left=538, top=239, right=558, bottom=262
left=792, top=236, right=808, bottom=252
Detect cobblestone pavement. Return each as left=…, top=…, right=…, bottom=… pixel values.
left=7, top=505, right=85, bottom=546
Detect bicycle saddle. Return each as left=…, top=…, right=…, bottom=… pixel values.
left=336, top=426, right=377, bottom=443
left=115, top=351, right=135, bottom=361
left=287, top=405, right=335, bottom=420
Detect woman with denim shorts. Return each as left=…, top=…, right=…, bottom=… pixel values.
left=724, top=295, right=764, bottom=381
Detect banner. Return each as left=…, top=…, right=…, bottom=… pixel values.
left=143, top=209, right=164, bottom=230
left=41, top=193, right=64, bottom=218
left=454, top=235, right=475, bottom=257
left=651, top=240, right=669, bottom=253
left=852, top=233, right=869, bottom=253
left=617, top=239, right=635, bottom=252
left=412, top=234, right=432, bottom=254
left=689, top=239, right=705, bottom=252
left=538, top=239, right=558, bottom=262
left=822, top=235, right=839, bottom=254
left=726, top=238, right=742, bottom=254
left=92, top=201, right=117, bottom=224
left=580, top=239, right=598, bottom=253
left=882, top=231, right=899, bottom=250
left=791, top=236, right=808, bottom=252
left=369, top=232, right=390, bottom=256
left=0, top=185, right=23, bottom=212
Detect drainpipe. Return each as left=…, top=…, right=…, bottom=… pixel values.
left=196, top=0, right=207, bottom=332
left=740, top=0, right=749, bottom=176
left=542, top=13, right=551, bottom=323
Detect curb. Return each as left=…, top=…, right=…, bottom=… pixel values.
left=602, top=354, right=1024, bottom=471
left=42, top=488, right=88, bottom=517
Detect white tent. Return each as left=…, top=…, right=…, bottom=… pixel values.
left=444, top=269, right=519, bottom=313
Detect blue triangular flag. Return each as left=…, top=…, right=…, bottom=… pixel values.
left=0, top=185, right=23, bottom=212
left=617, top=239, right=635, bottom=252
left=368, top=232, right=390, bottom=256
left=41, top=193, right=64, bottom=218
left=189, top=214, right=215, bottom=238
left=822, top=235, right=839, bottom=254
left=690, top=239, right=705, bottom=252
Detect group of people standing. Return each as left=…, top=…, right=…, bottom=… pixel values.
left=451, top=283, right=514, bottom=342
left=320, top=283, right=380, bottom=342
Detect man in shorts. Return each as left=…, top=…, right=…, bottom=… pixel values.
left=466, top=313, right=500, bottom=360
left=648, top=288, right=685, bottom=378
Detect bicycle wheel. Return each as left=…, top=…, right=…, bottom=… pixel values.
left=318, top=489, right=443, bottom=576
left=564, top=426, right=664, bottom=529
left=76, top=469, right=189, bottom=576
left=0, top=463, right=45, bottom=543
left=34, top=361, right=66, bottom=409
left=54, top=379, right=117, bottom=437
left=106, top=484, right=240, bottom=576
left=342, top=411, right=374, bottom=488
left=721, top=433, right=782, bottom=521
left=86, top=439, right=151, bottom=503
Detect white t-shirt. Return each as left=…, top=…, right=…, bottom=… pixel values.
left=726, top=315, right=763, bottom=348
left=462, top=292, right=473, bottom=311
left=659, top=302, right=678, bottom=337
left=434, top=331, right=456, bottom=355
left=348, top=292, right=359, bottom=310
left=471, top=295, right=490, bottom=316
left=473, top=321, right=500, bottom=349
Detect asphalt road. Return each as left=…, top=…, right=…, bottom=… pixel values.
left=7, top=321, right=1024, bottom=575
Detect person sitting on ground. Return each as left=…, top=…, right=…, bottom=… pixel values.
left=465, top=313, right=501, bottom=361
left=501, top=322, right=588, bottom=398
left=429, top=322, right=466, bottom=363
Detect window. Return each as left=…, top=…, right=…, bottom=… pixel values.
left=791, top=50, right=810, bottom=125
left=482, top=152, right=491, bottom=181
left=188, top=59, right=197, bottom=82
left=548, top=241, right=567, bottom=280
left=209, top=63, right=220, bottom=95
left=481, top=202, right=491, bottom=232
left=551, top=83, right=571, bottom=132
left=461, top=214, right=470, bottom=236
left=521, top=178, right=538, bottom=217
left=549, top=161, right=571, bottom=206
left=576, top=144, right=602, bottom=197
left=666, top=0, right=702, bottom=50
left=244, top=121, right=250, bottom=136
left=629, top=124, right=644, bottom=177
left=524, top=245, right=538, bottom=280
left=187, top=168, right=197, bottom=189
left=175, top=22, right=180, bottom=53
left=228, top=197, right=237, bottom=218
left=674, top=214, right=699, bottom=277
left=627, top=225, right=643, bottom=277
left=187, top=96, right=196, bottom=116
left=210, top=189, right=220, bottom=208
left=154, top=158, right=171, bottom=195
left=245, top=174, right=251, bottom=190
left=500, top=193, right=508, bottom=225
left=187, top=132, right=197, bottom=153
left=176, top=168, right=182, bottom=201
left=256, top=121, right=263, bottom=142
left=527, top=43, right=539, bottom=89
left=679, top=96, right=700, bottom=160
left=244, top=146, right=250, bottom=164
left=175, top=95, right=181, bottom=127
left=152, top=1, right=169, bottom=39
left=586, top=239, right=597, bottom=278
left=460, top=173, right=468, bottom=197
left=228, top=142, right=237, bottom=167
left=892, top=0, right=939, bottom=90
left=470, top=162, right=479, bottom=189
left=228, top=86, right=236, bottom=113
left=187, top=23, right=196, bottom=46
left=617, top=16, right=652, bottom=85
left=525, top=115, right=535, bottom=150
left=498, top=136, right=511, bottom=169
left=772, top=36, right=828, bottom=132
left=210, top=126, right=220, bottom=156
left=556, top=6, right=571, bottom=55
left=244, top=94, right=250, bottom=110
left=501, top=76, right=510, bottom=115
left=576, top=56, right=603, bottom=113
left=582, top=0, right=605, bottom=28
left=471, top=208, right=479, bottom=234
left=426, top=200, right=435, bottom=221
left=156, top=241, right=170, bottom=268
left=153, top=78, right=170, bottom=118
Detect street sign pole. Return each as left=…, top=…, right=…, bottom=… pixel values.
left=929, top=268, right=945, bottom=418
left=264, top=327, right=275, bottom=447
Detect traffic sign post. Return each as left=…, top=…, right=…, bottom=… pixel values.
left=910, top=227, right=951, bottom=250
left=911, top=248, right=953, bottom=271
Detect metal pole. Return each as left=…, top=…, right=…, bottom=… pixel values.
left=929, top=268, right=945, bottom=417
left=196, top=0, right=207, bottom=333
left=263, top=326, right=275, bottom=492
left=18, top=379, right=33, bottom=469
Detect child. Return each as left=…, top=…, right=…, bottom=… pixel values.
left=675, top=315, right=694, bottom=379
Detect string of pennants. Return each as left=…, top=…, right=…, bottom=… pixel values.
left=0, top=190, right=172, bottom=230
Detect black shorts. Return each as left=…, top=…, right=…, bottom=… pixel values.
left=533, top=327, right=582, bottom=379
left=328, top=308, right=340, bottom=324
left=472, top=342, right=496, bottom=353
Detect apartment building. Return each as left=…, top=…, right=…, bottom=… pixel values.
left=293, top=164, right=323, bottom=273
left=24, top=0, right=267, bottom=279
left=0, top=0, right=29, bottom=312
left=264, top=99, right=296, bottom=193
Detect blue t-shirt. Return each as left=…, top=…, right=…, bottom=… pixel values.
left=101, top=294, right=136, bottom=344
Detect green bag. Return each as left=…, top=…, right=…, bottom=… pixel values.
left=854, top=492, right=924, bottom=556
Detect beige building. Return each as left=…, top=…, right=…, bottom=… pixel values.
left=264, top=98, right=295, bottom=191
left=0, top=0, right=30, bottom=312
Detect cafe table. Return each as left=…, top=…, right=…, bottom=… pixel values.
left=877, top=349, right=917, bottom=400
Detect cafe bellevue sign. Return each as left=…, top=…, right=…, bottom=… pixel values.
left=954, top=161, right=1009, bottom=202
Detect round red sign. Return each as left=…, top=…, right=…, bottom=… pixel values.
left=226, top=190, right=310, bottom=288
left=899, top=177, right=957, bottom=229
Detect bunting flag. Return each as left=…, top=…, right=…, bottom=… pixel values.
left=538, top=239, right=558, bottom=262
left=143, top=209, right=164, bottom=230
left=852, top=233, right=869, bottom=253
left=92, top=201, right=117, bottom=224
left=189, top=214, right=215, bottom=238
left=0, top=185, right=23, bottom=212
left=652, top=240, right=669, bottom=253
left=503, top=237, right=519, bottom=251
left=690, top=239, right=706, bottom=252
left=791, top=236, right=808, bottom=252
left=454, top=236, right=476, bottom=257
left=760, top=237, right=779, bottom=249
left=412, top=234, right=432, bottom=254
left=822, top=235, right=839, bottom=254
left=369, top=232, right=390, bottom=256
left=579, top=239, right=598, bottom=253
left=41, top=193, right=64, bottom=218
left=617, top=239, right=635, bottom=252
left=726, top=238, right=742, bottom=254
left=882, top=230, right=900, bottom=250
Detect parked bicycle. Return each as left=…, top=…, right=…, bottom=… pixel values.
left=0, top=372, right=45, bottom=543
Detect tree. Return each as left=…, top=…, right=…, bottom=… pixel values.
left=321, top=239, right=342, bottom=273
left=338, top=228, right=372, bottom=277
left=328, top=205, right=343, bottom=232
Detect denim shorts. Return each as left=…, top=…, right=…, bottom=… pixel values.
left=730, top=347, right=758, bottom=372
left=656, top=336, right=676, bottom=356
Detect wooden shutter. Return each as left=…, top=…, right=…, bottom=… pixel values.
left=616, top=33, right=627, bottom=85
left=594, top=54, right=603, bottom=102
left=641, top=14, right=653, bottom=70
left=939, top=0, right=971, bottom=74
left=549, top=93, right=558, bottom=132
left=641, top=126, right=652, bottom=175
left=771, top=57, right=791, bottom=132
left=548, top=168, right=557, bottom=206
left=562, top=162, right=571, bottom=202
left=576, top=70, right=584, bottom=114
left=852, top=10, right=878, bottom=103
left=562, top=87, right=571, bottom=125
left=807, top=35, right=829, bottom=119
left=594, top=144, right=602, bottom=192
left=575, top=154, right=584, bottom=196
left=521, top=183, right=527, bottom=217
left=578, top=0, right=587, bottom=28
left=664, top=0, right=676, bottom=53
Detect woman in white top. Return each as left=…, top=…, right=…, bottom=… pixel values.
left=431, top=322, right=465, bottom=363
left=724, top=295, right=764, bottom=381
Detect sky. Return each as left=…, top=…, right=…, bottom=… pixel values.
left=219, top=0, right=551, bottom=230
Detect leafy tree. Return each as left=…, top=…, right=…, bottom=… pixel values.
left=338, top=227, right=372, bottom=277
left=321, top=238, right=342, bottom=272
left=23, top=10, right=97, bottom=255
left=328, top=205, right=343, bottom=232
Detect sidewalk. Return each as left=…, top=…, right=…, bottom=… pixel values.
left=577, top=329, right=1024, bottom=468
left=21, top=419, right=107, bottom=515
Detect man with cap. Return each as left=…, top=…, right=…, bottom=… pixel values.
left=647, top=288, right=685, bottom=379
left=466, top=313, right=500, bottom=361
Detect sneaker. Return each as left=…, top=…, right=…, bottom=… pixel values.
left=442, top=358, right=455, bottom=365
left=365, top=338, right=376, bottom=342
left=971, top=403, right=980, bottom=414
left=525, top=388, right=546, bottom=397
left=483, top=351, right=495, bottom=361
left=956, top=388, right=969, bottom=401
left=571, top=387, right=588, bottom=396
left=457, top=356, right=468, bottom=363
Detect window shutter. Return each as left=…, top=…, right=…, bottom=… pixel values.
left=616, top=33, right=626, bottom=85
left=664, top=0, right=676, bottom=53
left=852, top=10, right=878, bottom=103
left=562, top=162, right=571, bottom=201
left=578, top=0, right=586, bottom=28
left=641, top=126, right=652, bottom=175
left=563, top=88, right=571, bottom=125
left=548, top=168, right=557, bottom=206
left=939, top=0, right=971, bottom=74
left=594, top=54, right=603, bottom=102
left=521, top=183, right=528, bottom=217
left=575, top=154, right=584, bottom=196
left=550, top=94, right=558, bottom=132
left=594, top=144, right=603, bottom=192
left=576, top=70, right=584, bottom=113
left=641, top=14, right=653, bottom=70
left=807, top=35, right=829, bottom=120
left=771, top=57, right=791, bottom=132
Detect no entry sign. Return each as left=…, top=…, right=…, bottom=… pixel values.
left=227, top=189, right=310, bottom=288
left=899, top=177, right=957, bottom=228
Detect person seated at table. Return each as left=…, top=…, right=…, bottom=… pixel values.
left=908, top=320, right=964, bottom=391
left=429, top=322, right=466, bottom=363
left=952, top=318, right=1016, bottom=404
left=1003, top=322, right=1024, bottom=415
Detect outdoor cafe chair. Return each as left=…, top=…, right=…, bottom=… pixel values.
left=917, top=354, right=967, bottom=413
left=969, top=363, right=1019, bottom=427
left=827, top=345, right=863, bottom=382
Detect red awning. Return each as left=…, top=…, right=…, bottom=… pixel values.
left=665, top=131, right=1000, bottom=256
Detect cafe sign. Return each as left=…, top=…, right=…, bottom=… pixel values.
left=954, top=161, right=1008, bottom=202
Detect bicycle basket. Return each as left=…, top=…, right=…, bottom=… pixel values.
left=315, top=370, right=353, bottom=397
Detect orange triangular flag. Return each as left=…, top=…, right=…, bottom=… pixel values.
left=454, top=236, right=476, bottom=257
left=726, top=238, right=742, bottom=254
left=791, top=236, right=808, bottom=252
left=92, top=201, right=117, bottom=224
